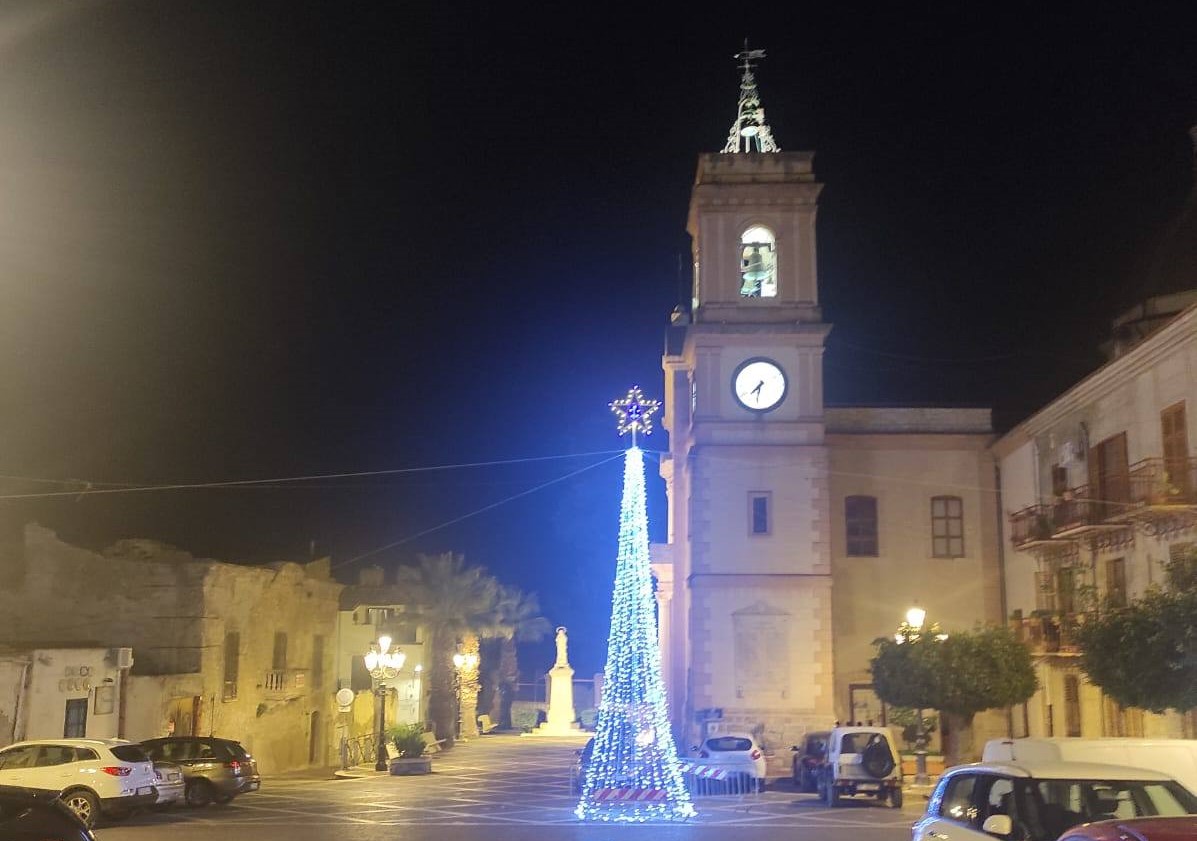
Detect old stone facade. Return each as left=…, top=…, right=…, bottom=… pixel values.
left=0, top=524, right=342, bottom=774
left=0, top=646, right=130, bottom=745
left=995, top=302, right=1197, bottom=741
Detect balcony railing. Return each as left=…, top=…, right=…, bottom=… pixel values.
left=1009, top=613, right=1084, bottom=655
left=263, top=668, right=308, bottom=698
left=1010, top=505, right=1058, bottom=548
left=1127, top=457, right=1197, bottom=507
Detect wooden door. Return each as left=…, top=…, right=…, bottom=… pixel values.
left=1162, top=402, right=1189, bottom=496
left=1090, top=432, right=1129, bottom=517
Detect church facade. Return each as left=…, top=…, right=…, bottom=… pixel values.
left=651, top=54, right=1006, bottom=752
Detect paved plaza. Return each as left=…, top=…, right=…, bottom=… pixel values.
left=99, top=734, right=919, bottom=840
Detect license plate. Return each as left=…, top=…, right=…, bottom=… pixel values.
left=137, top=786, right=153, bottom=795
left=169, top=773, right=181, bottom=781
left=248, top=781, right=259, bottom=790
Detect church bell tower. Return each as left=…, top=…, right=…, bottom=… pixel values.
left=657, top=46, right=836, bottom=745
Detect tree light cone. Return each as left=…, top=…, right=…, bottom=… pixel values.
left=576, top=447, right=694, bottom=822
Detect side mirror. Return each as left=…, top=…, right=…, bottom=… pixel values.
left=981, top=815, right=1012, bottom=837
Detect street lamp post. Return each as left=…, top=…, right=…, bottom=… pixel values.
left=896, top=606, right=945, bottom=786
left=365, top=635, right=406, bottom=772
left=452, top=650, right=479, bottom=741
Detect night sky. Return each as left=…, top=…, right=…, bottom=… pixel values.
left=1, top=3, right=1195, bottom=676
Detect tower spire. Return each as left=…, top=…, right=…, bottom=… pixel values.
left=722, top=40, right=780, bottom=154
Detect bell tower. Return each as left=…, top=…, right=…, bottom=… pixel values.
left=657, top=46, right=836, bottom=745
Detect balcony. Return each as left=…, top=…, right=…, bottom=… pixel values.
left=1107, top=458, right=1197, bottom=536
left=1009, top=613, right=1084, bottom=656
left=262, top=668, right=308, bottom=699
left=1010, top=505, right=1072, bottom=551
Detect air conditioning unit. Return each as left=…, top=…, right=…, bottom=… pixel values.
left=109, top=647, right=134, bottom=670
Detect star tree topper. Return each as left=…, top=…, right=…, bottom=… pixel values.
left=610, top=386, right=661, bottom=445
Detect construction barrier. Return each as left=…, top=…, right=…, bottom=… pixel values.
left=679, top=759, right=763, bottom=797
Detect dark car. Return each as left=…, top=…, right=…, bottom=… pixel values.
left=570, top=738, right=595, bottom=793
left=790, top=730, right=829, bottom=792
left=142, top=737, right=261, bottom=807
left=0, top=785, right=96, bottom=841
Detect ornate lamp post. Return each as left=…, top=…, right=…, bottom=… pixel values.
left=452, top=650, right=479, bottom=740
left=895, top=606, right=946, bottom=786
left=365, top=635, right=406, bottom=771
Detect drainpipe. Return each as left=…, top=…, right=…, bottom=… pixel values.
left=994, top=459, right=1012, bottom=736
left=117, top=666, right=129, bottom=739
left=11, top=659, right=31, bottom=743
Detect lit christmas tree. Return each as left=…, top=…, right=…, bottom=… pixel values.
left=576, top=387, right=695, bottom=822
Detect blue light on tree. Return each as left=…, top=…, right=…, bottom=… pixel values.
left=575, top=389, right=694, bottom=822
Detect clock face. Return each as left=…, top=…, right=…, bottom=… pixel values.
left=732, top=358, right=787, bottom=412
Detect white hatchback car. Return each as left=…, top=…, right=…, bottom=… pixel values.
left=0, top=738, right=157, bottom=828
left=693, top=732, right=768, bottom=789
left=912, top=759, right=1197, bottom=841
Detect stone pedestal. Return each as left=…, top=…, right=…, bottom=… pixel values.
left=530, top=627, right=581, bottom=736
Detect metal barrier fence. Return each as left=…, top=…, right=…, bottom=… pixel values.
left=570, top=759, right=763, bottom=799
left=341, top=733, right=378, bottom=769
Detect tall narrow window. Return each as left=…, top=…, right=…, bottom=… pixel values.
left=1051, top=464, right=1068, bottom=497
left=311, top=635, right=325, bottom=688
left=1106, top=557, right=1126, bottom=608
left=1063, top=674, right=1082, bottom=737
left=739, top=226, right=777, bottom=298
left=272, top=632, right=288, bottom=671
left=1089, top=432, right=1129, bottom=517
left=1162, top=402, right=1190, bottom=498
left=749, top=492, right=771, bottom=535
left=931, top=496, right=964, bottom=558
left=223, top=632, right=240, bottom=701
left=845, top=495, right=879, bottom=557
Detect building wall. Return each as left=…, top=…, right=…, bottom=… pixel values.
left=334, top=608, right=427, bottom=736
left=0, top=648, right=125, bottom=745
left=0, top=525, right=343, bottom=773
left=996, top=306, right=1197, bottom=742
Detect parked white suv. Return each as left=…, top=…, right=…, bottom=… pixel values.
left=0, top=738, right=157, bottom=828
left=912, top=759, right=1197, bottom=841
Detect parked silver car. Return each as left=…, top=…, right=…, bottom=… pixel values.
left=141, top=737, right=260, bottom=807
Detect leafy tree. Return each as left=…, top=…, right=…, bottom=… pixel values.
left=871, top=626, right=1036, bottom=764
left=1076, top=553, right=1197, bottom=714
left=488, top=584, right=552, bottom=729
left=394, top=552, right=501, bottom=747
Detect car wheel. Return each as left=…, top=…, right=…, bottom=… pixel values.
left=61, top=788, right=100, bottom=828
left=890, top=787, right=903, bottom=809
left=213, top=794, right=234, bottom=805
left=186, top=779, right=215, bottom=808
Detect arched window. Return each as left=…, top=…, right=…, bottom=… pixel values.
left=740, top=225, right=777, bottom=298
left=845, top=496, right=878, bottom=557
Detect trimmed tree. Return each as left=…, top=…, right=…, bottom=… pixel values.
left=871, top=625, right=1036, bottom=764
left=1076, top=552, right=1197, bottom=714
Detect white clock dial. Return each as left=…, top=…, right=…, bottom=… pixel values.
left=732, top=358, right=787, bottom=412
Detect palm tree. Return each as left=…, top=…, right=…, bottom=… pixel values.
left=490, top=584, right=552, bottom=729
left=395, top=552, right=500, bottom=747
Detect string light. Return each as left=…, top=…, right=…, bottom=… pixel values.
left=576, top=429, right=694, bottom=822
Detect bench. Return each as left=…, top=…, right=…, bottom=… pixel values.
left=422, top=731, right=448, bottom=754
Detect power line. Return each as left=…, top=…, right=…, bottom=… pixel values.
left=330, top=452, right=625, bottom=570
left=0, top=450, right=626, bottom=501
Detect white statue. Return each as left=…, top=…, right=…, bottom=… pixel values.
left=555, top=626, right=569, bottom=667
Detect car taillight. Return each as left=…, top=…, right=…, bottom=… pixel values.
left=227, top=760, right=241, bottom=774
left=750, top=749, right=762, bottom=760
left=101, top=766, right=132, bottom=776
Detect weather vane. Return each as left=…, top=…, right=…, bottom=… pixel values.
left=722, top=39, right=780, bottom=154
left=610, top=386, right=661, bottom=447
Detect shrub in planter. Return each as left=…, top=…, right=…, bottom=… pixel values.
left=387, top=723, right=427, bottom=759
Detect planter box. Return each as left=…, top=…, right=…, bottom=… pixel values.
left=389, top=757, right=432, bottom=775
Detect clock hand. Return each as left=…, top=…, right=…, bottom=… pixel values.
left=751, top=381, right=765, bottom=399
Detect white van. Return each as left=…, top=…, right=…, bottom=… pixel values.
left=983, top=738, right=1197, bottom=798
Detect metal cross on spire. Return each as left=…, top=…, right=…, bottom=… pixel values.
left=721, top=39, right=780, bottom=154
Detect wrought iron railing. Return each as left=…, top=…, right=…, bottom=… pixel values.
left=1009, top=505, right=1055, bottom=547
left=1127, top=457, right=1197, bottom=506
left=1009, top=613, right=1084, bottom=654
